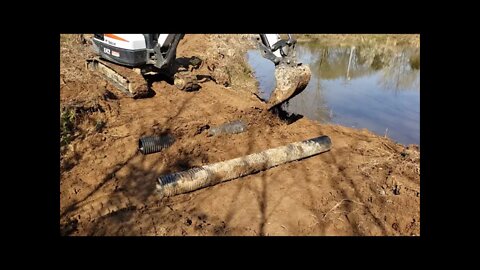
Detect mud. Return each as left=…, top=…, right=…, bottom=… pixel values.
left=60, top=34, right=420, bottom=236
left=269, top=64, right=311, bottom=108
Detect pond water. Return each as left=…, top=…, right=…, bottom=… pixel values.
left=246, top=42, right=420, bottom=146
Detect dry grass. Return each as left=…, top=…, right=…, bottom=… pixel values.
left=296, top=34, right=420, bottom=48
left=322, top=199, right=365, bottom=220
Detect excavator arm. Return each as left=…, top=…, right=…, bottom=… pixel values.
left=87, top=34, right=311, bottom=106
left=255, top=34, right=311, bottom=107
left=258, top=34, right=298, bottom=66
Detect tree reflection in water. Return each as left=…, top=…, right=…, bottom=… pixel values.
left=247, top=41, right=420, bottom=145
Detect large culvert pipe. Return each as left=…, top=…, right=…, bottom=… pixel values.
left=157, top=135, right=332, bottom=197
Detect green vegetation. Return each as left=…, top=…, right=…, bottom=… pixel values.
left=60, top=107, right=77, bottom=146
left=95, top=119, right=106, bottom=133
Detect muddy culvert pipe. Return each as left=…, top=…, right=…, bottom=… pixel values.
left=139, top=134, right=175, bottom=155
left=157, top=135, right=332, bottom=197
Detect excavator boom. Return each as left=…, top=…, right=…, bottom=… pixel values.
left=86, top=34, right=311, bottom=107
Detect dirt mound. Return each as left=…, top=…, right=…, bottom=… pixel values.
left=60, top=34, right=419, bottom=236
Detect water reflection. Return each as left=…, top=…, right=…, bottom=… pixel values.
left=247, top=42, right=420, bottom=145
left=296, top=44, right=420, bottom=91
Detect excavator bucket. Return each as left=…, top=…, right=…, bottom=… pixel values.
left=268, top=64, right=311, bottom=109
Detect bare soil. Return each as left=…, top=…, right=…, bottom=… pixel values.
left=60, top=34, right=420, bottom=236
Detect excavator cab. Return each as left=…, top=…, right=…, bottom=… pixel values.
left=86, top=34, right=311, bottom=106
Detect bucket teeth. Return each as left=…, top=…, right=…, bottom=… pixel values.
left=268, top=64, right=311, bottom=109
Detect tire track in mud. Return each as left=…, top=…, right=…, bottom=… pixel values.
left=67, top=193, right=137, bottom=221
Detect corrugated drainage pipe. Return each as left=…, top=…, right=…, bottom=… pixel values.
left=139, top=134, right=175, bottom=155
left=157, top=135, right=331, bottom=197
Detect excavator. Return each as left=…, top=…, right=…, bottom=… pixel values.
left=86, top=34, right=311, bottom=108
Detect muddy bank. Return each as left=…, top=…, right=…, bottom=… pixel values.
left=60, top=34, right=419, bottom=236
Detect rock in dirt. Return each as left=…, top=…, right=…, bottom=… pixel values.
left=393, top=184, right=401, bottom=195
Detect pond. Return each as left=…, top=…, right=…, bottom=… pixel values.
left=246, top=41, right=420, bottom=146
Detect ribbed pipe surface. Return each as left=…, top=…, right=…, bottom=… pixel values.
left=207, top=120, right=247, bottom=137
left=157, top=135, right=331, bottom=196
left=139, top=134, right=175, bottom=155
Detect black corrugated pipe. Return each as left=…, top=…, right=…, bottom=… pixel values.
left=139, top=134, right=175, bottom=155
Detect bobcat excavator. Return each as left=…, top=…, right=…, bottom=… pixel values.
left=86, top=34, right=311, bottom=108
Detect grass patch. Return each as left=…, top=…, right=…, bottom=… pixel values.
left=60, top=107, right=77, bottom=146
left=410, top=54, right=420, bottom=70
left=95, top=119, right=106, bottom=133
left=60, top=34, right=75, bottom=44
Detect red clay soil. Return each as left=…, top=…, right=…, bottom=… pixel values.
left=60, top=34, right=420, bottom=236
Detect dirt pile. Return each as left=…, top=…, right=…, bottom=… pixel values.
left=60, top=34, right=420, bottom=236
left=175, top=34, right=258, bottom=92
